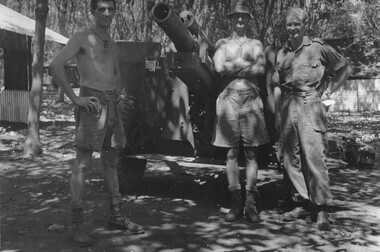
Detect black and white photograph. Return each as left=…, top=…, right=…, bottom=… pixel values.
left=0, top=0, right=379, bottom=251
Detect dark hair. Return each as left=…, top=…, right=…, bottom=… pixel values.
left=286, top=7, right=308, bottom=24
left=90, top=0, right=116, bottom=11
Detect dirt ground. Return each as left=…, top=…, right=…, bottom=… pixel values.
left=1, top=89, right=380, bottom=252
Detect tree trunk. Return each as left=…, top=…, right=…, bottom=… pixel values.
left=143, top=0, right=155, bottom=42
left=56, top=0, right=68, bottom=102
left=23, top=0, right=49, bottom=157
left=259, top=0, right=276, bottom=44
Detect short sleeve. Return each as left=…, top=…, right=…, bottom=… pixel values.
left=320, top=43, right=348, bottom=72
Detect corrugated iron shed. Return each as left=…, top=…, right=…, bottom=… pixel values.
left=0, top=4, right=68, bottom=44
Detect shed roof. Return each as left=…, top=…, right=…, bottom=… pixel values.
left=0, top=4, right=68, bottom=44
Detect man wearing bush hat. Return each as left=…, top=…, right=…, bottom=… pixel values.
left=227, top=0, right=254, bottom=19
left=212, top=0, right=269, bottom=223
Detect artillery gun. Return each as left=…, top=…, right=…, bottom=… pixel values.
left=116, top=3, right=223, bottom=193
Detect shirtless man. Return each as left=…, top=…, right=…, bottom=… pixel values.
left=212, top=0, right=269, bottom=223
left=49, top=0, right=144, bottom=247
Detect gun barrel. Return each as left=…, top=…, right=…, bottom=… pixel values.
left=151, top=3, right=196, bottom=52
left=179, top=11, right=215, bottom=57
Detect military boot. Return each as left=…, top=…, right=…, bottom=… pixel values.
left=108, top=203, right=145, bottom=234
left=225, top=190, right=244, bottom=222
left=71, top=208, right=93, bottom=247
left=282, top=200, right=309, bottom=222
left=244, top=190, right=260, bottom=223
left=316, top=205, right=332, bottom=231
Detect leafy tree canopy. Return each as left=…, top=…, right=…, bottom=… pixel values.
left=2, top=0, right=379, bottom=77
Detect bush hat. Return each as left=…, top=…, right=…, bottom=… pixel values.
left=227, top=0, right=253, bottom=19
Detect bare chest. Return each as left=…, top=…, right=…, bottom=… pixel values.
left=225, top=39, right=254, bottom=61
left=75, top=38, right=116, bottom=81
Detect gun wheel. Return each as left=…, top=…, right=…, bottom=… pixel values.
left=118, top=156, right=147, bottom=194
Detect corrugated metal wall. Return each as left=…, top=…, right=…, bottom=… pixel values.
left=330, top=78, right=380, bottom=112
left=0, top=79, right=378, bottom=124
left=0, top=89, right=29, bottom=123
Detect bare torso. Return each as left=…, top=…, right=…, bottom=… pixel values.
left=223, top=37, right=255, bottom=63
left=214, top=36, right=265, bottom=89
left=75, top=29, right=117, bottom=91
left=227, top=37, right=257, bottom=88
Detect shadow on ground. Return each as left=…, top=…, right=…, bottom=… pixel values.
left=1, top=156, right=380, bottom=252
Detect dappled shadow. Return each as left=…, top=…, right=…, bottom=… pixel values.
left=113, top=163, right=379, bottom=251
left=328, top=111, right=380, bottom=144
left=94, top=170, right=380, bottom=251
left=131, top=159, right=284, bottom=209
left=1, top=155, right=380, bottom=251
left=1, top=159, right=73, bottom=251
left=330, top=169, right=380, bottom=206
left=327, top=168, right=380, bottom=247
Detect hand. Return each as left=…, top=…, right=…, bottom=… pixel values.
left=233, top=57, right=249, bottom=69
left=320, top=90, right=332, bottom=101
left=75, top=96, right=99, bottom=113
left=320, top=93, right=329, bottom=101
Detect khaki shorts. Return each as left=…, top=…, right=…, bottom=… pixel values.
left=74, top=86, right=126, bottom=151
left=212, top=85, right=269, bottom=148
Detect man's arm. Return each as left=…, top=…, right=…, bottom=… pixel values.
left=49, top=32, right=82, bottom=103
left=320, top=44, right=352, bottom=99
left=264, top=45, right=279, bottom=114
left=49, top=32, right=97, bottom=112
left=271, top=69, right=282, bottom=134
left=273, top=85, right=282, bottom=134
left=322, top=61, right=352, bottom=100
left=213, top=39, right=250, bottom=76
left=264, top=60, right=275, bottom=114
left=239, top=40, right=266, bottom=77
